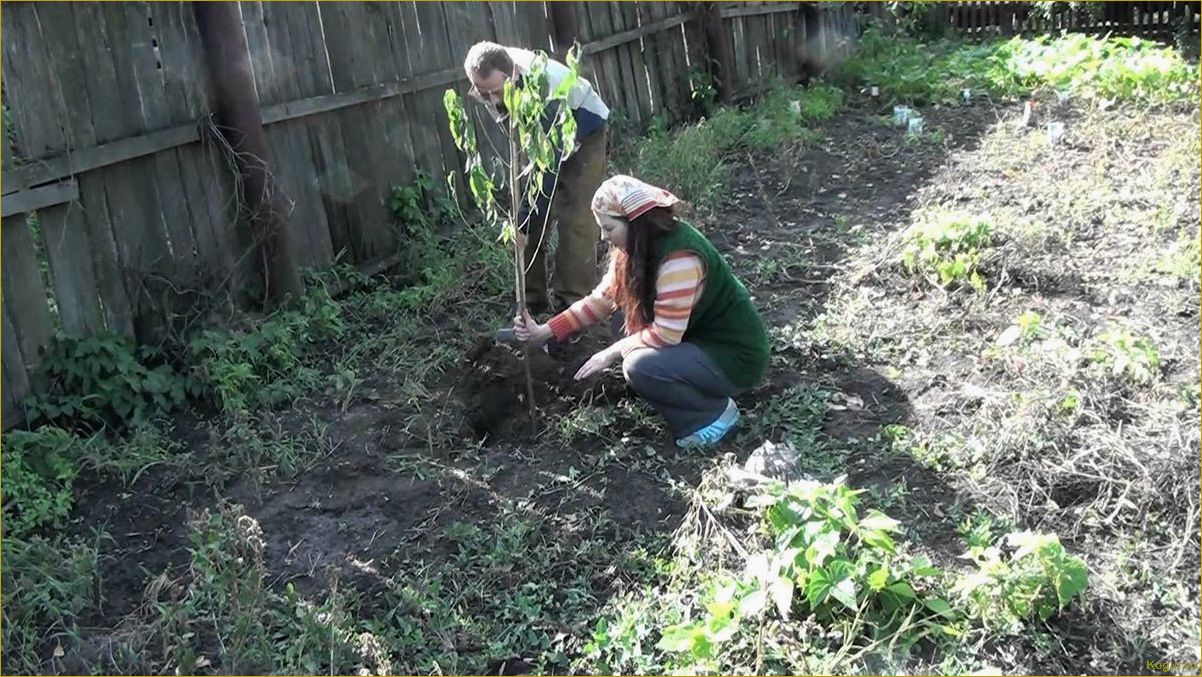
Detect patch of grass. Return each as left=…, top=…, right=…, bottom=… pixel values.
left=624, top=83, right=841, bottom=213
left=139, top=502, right=386, bottom=675
left=883, top=424, right=980, bottom=473
left=901, top=212, right=993, bottom=290
left=0, top=532, right=106, bottom=675
left=188, top=284, right=345, bottom=416
left=1155, top=229, right=1201, bottom=284
left=79, top=420, right=189, bottom=487
left=743, top=385, right=844, bottom=474
left=842, top=27, right=1199, bottom=106
left=203, top=416, right=335, bottom=489
left=556, top=404, right=618, bottom=443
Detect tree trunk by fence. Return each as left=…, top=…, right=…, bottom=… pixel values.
left=698, top=1, right=736, bottom=103
left=193, top=1, right=301, bottom=307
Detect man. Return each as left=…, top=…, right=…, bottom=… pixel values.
left=462, top=41, right=609, bottom=317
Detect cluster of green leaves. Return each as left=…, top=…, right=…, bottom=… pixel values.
left=1090, top=325, right=1161, bottom=384
left=658, top=478, right=951, bottom=668
left=188, top=286, right=345, bottom=415
left=953, top=531, right=1088, bottom=635
left=901, top=213, right=993, bottom=290
left=24, top=332, right=193, bottom=430
left=842, top=27, right=1199, bottom=106
left=1, top=426, right=94, bottom=539
left=444, top=49, right=580, bottom=242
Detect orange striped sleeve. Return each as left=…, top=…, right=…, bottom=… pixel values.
left=547, top=262, right=618, bottom=341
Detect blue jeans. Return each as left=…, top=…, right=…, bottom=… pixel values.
left=621, top=342, right=738, bottom=439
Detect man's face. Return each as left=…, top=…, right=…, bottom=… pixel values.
left=470, top=69, right=509, bottom=109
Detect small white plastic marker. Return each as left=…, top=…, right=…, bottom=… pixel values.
left=1047, top=121, right=1066, bottom=145
left=893, top=105, right=912, bottom=127
left=962, top=88, right=971, bottom=103
left=871, top=85, right=880, bottom=97
left=907, top=116, right=925, bottom=136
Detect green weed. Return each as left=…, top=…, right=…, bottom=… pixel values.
left=1, top=426, right=94, bottom=539
left=0, top=532, right=106, bottom=674
left=953, top=531, right=1088, bottom=635
left=901, top=212, right=993, bottom=290
left=657, top=478, right=951, bottom=671
left=1090, top=325, right=1161, bottom=385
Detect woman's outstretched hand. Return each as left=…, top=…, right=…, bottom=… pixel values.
left=514, top=308, right=553, bottom=344
left=575, top=345, right=621, bottom=380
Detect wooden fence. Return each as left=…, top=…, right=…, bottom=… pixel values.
left=938, top=1, right=1200, bottom=37
left=0, top=1, right=863, bottom=428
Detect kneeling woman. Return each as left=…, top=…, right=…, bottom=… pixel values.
left=513, top=175, right=769, bottom=447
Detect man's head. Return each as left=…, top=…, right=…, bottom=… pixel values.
left=464, top=41, right=514, bottom=108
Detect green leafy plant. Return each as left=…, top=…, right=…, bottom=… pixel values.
left=1090, top=326, right=1161, bottom=384
left=1, top=426, right=94, bottom=539
left=901, top=213, right=993, bottom=290
left=1017, top=311, right=1047, bottom=340
left=23, top=332, right=192, bottom=430
left=658, top=478, right=951, bottom=668
left=189, top=285, right=344, bottom=414
left=953, top=531, right=1088, bottom=634
left=688, top=66, right=718, bottom=117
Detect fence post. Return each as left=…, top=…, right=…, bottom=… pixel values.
left=548, top=2, right=580, bottom=55
left=698, top=1, right=735, bottom=103
left=193, top=1, right=302, bottom=308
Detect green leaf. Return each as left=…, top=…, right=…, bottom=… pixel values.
left=738, top=589, right=768, bottom=617
left=806, top=530, right=841, bottom=568
left=1053, top=558, right=1088, bottom=605
left=656, top=623, right=702, bottom=653
left=860, top=510, right=901, bottom=532
left=771, top=576, right=795, bottom=619
left=868, top=567, right=890, bottom=591
left=806, top=567, right=834, bottom=608
left=923, top=597, right=955, bottom=618
left=886, top=581, right=917, bottom=600
left=831, top=577, right=858, bottom=610
left=861, top=528, right=897, bottom=554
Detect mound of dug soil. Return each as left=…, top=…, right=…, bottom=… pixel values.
left=459, top=330, right=627, bottom=443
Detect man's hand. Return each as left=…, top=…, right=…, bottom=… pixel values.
left=514, top=308, right=552, bottom=344
left=574, top=345, right=622, bottom=380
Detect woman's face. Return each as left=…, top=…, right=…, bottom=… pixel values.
left=595, top=211, right=628, bottom=250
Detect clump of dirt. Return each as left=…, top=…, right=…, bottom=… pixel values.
left=459, top=329, right=625, bottom=443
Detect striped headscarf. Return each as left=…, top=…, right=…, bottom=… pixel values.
left=591, top=175, right=680, bottom=220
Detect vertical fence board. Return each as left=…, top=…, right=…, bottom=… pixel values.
left=1, top=214, right=55, bottom=380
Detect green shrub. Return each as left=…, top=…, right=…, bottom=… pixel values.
left=24, top=332, right=192, bottom=430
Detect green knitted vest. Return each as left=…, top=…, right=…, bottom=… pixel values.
left=650, top=221, right=769, bottom=390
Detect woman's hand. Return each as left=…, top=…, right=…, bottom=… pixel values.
left=514, top=308, right=552, bottom=344
left=575, top=345, right=622, bottom=380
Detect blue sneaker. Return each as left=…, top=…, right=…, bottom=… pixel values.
left=676, top=399, right=740, bottom=449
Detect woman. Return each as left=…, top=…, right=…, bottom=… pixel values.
left=513, top=175, right=770, bottom=448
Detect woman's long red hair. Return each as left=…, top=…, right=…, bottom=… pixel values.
left=606, top=206, right=679, bottom=335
